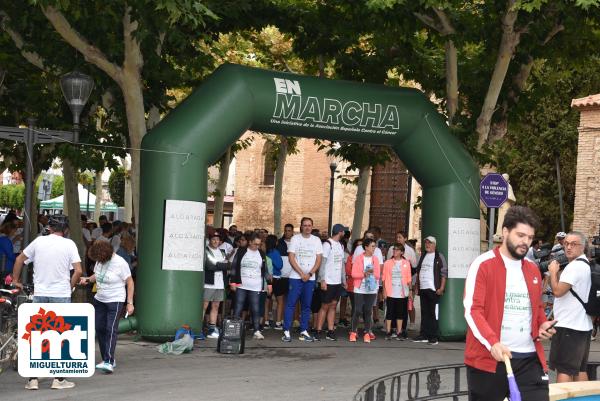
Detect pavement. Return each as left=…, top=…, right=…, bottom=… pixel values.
left=3, top=324, right=600, bottom=401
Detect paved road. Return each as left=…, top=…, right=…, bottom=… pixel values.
left=3, top=325, right=598, bottom=401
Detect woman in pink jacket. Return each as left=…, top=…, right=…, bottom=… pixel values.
left=350, top=238, right=381, bottom=343
left=382, top=243, right=412, bottom=340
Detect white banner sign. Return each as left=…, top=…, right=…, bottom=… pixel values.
left=162, top=200, right=205, bottom=271
left=447, top=218, right=481, bottom=279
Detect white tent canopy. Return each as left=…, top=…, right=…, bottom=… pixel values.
left=40, top=184, right=117, bottom=212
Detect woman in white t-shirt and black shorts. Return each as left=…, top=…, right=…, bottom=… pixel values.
left=81, top=240, right=134, bottom=373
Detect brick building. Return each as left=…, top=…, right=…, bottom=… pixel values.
left=232, top=132, right=371, bottom=235
left=571, top=94, right=600, bottom=239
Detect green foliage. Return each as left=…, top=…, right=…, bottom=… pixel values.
left=0, top=184, right=25, bottom=210
left=108, top=167, right=126, bottom=207
left=51, top=175, right=64, bottom=198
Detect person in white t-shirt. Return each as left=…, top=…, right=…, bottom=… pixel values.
left=315, top=224, right=348, bottom=341
left=204, top=232, right=228, bottom=339
left=549, top=231, right=593, bottom=383
left=282, top=217, right=323, bottom=343
left=12, top=214, right=82, bottom=390
left=230, top=232, right=269, bottom=340
left=91, top=215, right=109, bottom=241
left=80, top=240, right=134, bottom=374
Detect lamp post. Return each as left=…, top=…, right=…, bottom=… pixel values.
left=328, top=160, right=337, bottom=236
left=0, top=71, right=93, bottom=248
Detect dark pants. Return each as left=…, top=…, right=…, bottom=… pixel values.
left=419, top=289, right=439, bottom=341
left=467, top=357, right=549, bottom=401
left=234, top=288, right=261, bottom=332
left=352, top=293, right=377, bottom=333
left=283, top=279, right=315, bottom=332
left=94, top=298, right=123, bottom=365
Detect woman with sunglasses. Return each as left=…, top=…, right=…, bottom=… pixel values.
left=230, top=232, right=270, bottom=340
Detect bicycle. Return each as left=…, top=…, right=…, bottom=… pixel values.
left=0, top=284, right=33, bottom=374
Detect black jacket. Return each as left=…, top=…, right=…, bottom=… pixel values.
left=204, top=246, right=228, bottom=285
left=229, top=246, right=269, bottom=290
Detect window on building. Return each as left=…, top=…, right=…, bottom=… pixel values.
left=262, top=143, right=276, bottom=186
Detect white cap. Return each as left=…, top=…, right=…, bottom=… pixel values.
left=424, top=236, right=437, bottom=245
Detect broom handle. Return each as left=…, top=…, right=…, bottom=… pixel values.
left=504, top=355, right=514, bottom=375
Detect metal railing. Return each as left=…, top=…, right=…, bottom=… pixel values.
left=353, top=363, right=468, bottom=401
left=354, top=361, right=600, bottom=401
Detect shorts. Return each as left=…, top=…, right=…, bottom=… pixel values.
left=204, top=288, right=225, bottom=302
left=549, top=326, right=592, bottom=375
left=467, top=357, right=549, bottom=401
left=272, top=277, right=289, bottom=297
left=385, top=297, right=408, bottom=321
left=320, top=284, right=343, bottom=304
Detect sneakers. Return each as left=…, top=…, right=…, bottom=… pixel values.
left=428, top=339, right=439, bottom=345
left=274, top=321, right=283, bottom=330
left=363, top=333, right=371, bottom=343
left=263, top=320, right=272, bottom=330
left=299, top=331, right=314, bottom=342
left=413, top=335, right=428, bottom=343
left=349, top=332, right=357, bottom=342
left=401, top=331, right=408, bottom=340
left=195, top=332, right=206, bottom=341
left=207, top=327, right=219, bottom=339
left=96, top=361, right=114, bottom=373
left=396, top=333, right=405, bottom=341
left=51, top=379, right=76, bottom=389
left=313, top=331, right=321, bottom=341
left=338, top=319, right=349, bottom=328
left=368, top=332, right=376, bottom=341
left=391, top=332, right=398, bottom=338
left=385, top=333, right=392, bottom=341
left=326, top=331, right=337, bottom=341
left=25, top=379, right=39, bottom=390
left=282, top=330, right=292, bottom=342
left=253, top=330, right=264, bottom=340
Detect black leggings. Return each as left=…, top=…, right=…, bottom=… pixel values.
left=351, top=293, right=377, bottom=333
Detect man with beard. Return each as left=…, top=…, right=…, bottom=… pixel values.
left=464, top=205, right=557, bottom=401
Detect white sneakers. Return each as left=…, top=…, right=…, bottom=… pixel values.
left=253, top=330, right=264, bottom=340
left=25, top=378, right=76, bottom=390
left=207, top=328, right=220, bottom=339
left=96, top=361, right=114, bottom=373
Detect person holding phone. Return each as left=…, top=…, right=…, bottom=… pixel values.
left=464, top=205, right=556, bottom=401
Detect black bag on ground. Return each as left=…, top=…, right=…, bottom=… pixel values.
left=217, top=317, right=245, bottom=354
left=569, top=257, right=600, bottom=317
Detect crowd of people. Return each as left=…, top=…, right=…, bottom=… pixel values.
left=201, top=219, right=446, bottom=345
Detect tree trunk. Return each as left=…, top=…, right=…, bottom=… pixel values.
left=273, top=137, right=288, bottom=237
left=445, top=39, right=458, bottom=124
left=62, top=158, right=85, bottom=260
left=476, top=0, right=520, bottom=150
left=351, top=166, right=371, bottom=243
left=213, top=147, right=232, bottom=229
left=27, top=172, right=41, bottom=241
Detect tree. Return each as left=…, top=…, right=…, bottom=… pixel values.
left=108, top=168, right=126, bottom=207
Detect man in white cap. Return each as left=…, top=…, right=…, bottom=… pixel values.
left=552, top=232, right=567, bottom=252
left=413, top=235, right=447, bottom=345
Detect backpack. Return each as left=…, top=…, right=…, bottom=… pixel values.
left=569, top=257, right=600, bottom=317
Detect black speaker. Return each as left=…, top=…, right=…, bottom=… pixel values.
left=217, top=318, right=245, bottom=354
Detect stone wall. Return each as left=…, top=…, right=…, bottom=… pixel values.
left=572, top=95, right=600, bottom=239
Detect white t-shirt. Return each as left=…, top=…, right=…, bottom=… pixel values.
left=93, top=253, right=131, bottom=303
left=239, top=249, right=263, bottom=292
left=110, top=234, right=121, bottom=252
left=355, top=255, right=378, bottom=295
left=288, top=234, right=323, bottom=281
left=91, top=227, right=103, bottom=241
left=82, top=227, right=92, bottom=243
left=219, top=242, right=234, bottom=258
left=24, top=234, right=81, bottom=298
left=353, top=245, right=383, bottom=266
left=500, top=255, right=535, bottom=353
left=419, top=253, right=436, bottom=290
left=205, top=247, right=225, bottom=290
left=280, top=240, right=292, bottom=278
left=391, top=261, right=410, bottom=298
left=554, top=257, right=593, bottom=331
left=321, top=240, right=344, bottom=285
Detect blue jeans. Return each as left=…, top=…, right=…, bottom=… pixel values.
left=234, top=288, right=261, bottom=332
left=93, top=298, right=123, bottom=365
left=32, top=296, right=71, bottom=303
left=283, top=279, right=315, bottom=332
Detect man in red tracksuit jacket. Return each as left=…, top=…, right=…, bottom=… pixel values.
left=464, top=205, right=557, bottom=401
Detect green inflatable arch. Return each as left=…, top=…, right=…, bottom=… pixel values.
left=136, top=63, right=480, bottom=341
